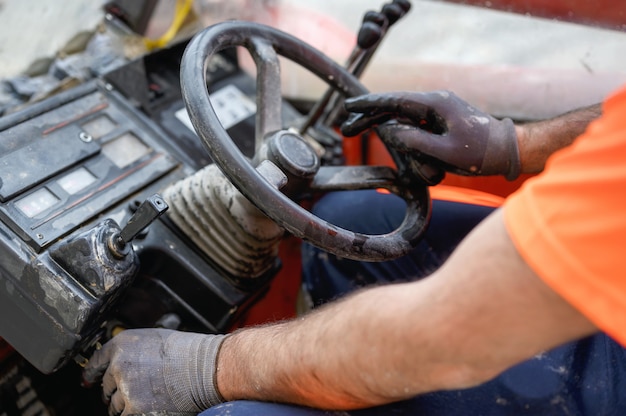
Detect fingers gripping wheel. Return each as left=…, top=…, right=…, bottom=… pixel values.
left=180, top=21, right=431, bottom=261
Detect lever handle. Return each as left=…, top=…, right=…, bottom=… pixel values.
left=119, top=194, right=169, bottom=244
left=382, top=3, right=404, bottom=26
left=362, top=10, right=388, bottom=28
left=393, top=0, right=412, bottom=14
left=357, top=21, right=383, bottom=49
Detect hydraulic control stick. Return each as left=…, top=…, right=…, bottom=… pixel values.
left=299, top=0, right=412, bottom=134
left=351, top=1, right=410, bottom=80
left=299, top=19, right=383, bottom=135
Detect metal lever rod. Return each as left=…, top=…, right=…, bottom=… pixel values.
left=299, top=1, right=411, bottom=134
left=352, top=3, right=404, bottom=79
left=299, top=19, right=382, bottom=135
left=322, top=0, right=412, bottom=127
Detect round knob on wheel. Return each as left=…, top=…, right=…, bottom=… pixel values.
left=267, top=131, right=320, bottom=179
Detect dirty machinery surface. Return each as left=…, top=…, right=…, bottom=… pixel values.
left=0, top=2, right=430, bottom=414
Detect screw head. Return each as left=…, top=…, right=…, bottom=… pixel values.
left=79, top=132, right=93, bottom=143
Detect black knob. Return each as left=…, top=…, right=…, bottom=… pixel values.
left=357, top=21, right=383, bottom=49
left=382, top=3, right=404, bottom=25
left=362, top=10, right=388, bottom=27
left=393, top=0, right=412, bottom=13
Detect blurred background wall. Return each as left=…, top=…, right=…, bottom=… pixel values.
left=1, top=0, right=625, bottom=119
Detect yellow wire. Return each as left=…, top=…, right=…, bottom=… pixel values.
left=144, top=0, right=194, bottom=50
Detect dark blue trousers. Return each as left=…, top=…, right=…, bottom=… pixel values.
left=201, top=190, right=626, bottom=415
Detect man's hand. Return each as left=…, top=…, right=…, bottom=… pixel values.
left=83, top=328, right=226, bottom=416
left=341, top=91, right=521, bottom=180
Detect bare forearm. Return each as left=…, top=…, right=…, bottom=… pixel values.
left=516, top=103, right=601, bottom=173
left=216, top=211, right=597, bottom=410
left=217, top=285, right=442, bottom=409
left=218, top=280, right=504, bottom=409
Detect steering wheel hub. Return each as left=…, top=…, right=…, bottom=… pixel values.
left=267, top=131, right=319, bottom=177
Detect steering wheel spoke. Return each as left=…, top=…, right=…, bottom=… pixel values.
left=310, top=165, right=398, bottom=192
left=249, top=37, right=284, bottom=151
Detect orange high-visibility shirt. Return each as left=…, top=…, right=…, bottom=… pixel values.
left=504, top=84, right=626, bottom=346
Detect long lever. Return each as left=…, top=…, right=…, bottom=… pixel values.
left=300, top=0, right=412, bottom=135
left=352, top=1, right=410, bottom=79
left=322, top=0, right=412, bottom=127
left=299, top=19, right=383, bottom=135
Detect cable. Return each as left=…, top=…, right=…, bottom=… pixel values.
left=144, top=0, right=194, bottom=51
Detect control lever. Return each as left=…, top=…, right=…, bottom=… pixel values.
left=299, top=19, right=383, bottom=135
left=300, top=0, right=412, bottom=135
left=109, top=194, right=168, bottom=257
left=322, top=0, right=412, bottom=127
left=353, top=0, right=412, bottom=76
left=315, top=14, right=388, bottom=129
left=347, top=19, right=385, bottom=71
left=48, top=194, right=167, bottom=298
left=352, top=1, right=411, bottom=79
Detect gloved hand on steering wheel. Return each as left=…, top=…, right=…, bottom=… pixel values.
left=340, top=90, right=522, bottom=180
left=83, top=328, right=226, bottom=416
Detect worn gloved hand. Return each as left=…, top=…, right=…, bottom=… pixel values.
left=83, top=328, right=226, bottom=416
left=341, top=90, right=521, bottom=180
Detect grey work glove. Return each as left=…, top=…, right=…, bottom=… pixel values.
left=341, top=90, right=521, bottom=180
left=83, top=328, right=226, bottom=416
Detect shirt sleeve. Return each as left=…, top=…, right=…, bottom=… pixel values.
left=504, top=85, right=626, bottom=346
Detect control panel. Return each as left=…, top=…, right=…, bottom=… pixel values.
left=0, top=84, right=177, bottom=251
left=0, top=44, right=277, bottom=374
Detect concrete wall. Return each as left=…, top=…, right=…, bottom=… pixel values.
left=274, top=0, right=626, bottom=119
left=2, top=0, right=625, bottom=119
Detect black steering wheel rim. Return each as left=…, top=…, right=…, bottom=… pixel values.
left=180, top=20, right=431, bottom=261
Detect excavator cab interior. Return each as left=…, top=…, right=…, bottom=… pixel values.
left=0, top=0, right=624, bottom=414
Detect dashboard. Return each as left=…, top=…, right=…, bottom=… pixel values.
left=0, top=41, right=290, bottom=374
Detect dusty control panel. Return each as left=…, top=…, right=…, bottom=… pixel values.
left=0, top=85, right=177, bottom=251
left=0, top=44, right=275, bottom=374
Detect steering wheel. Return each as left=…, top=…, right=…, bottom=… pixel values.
left=180, top=21, right=431, bottom=261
